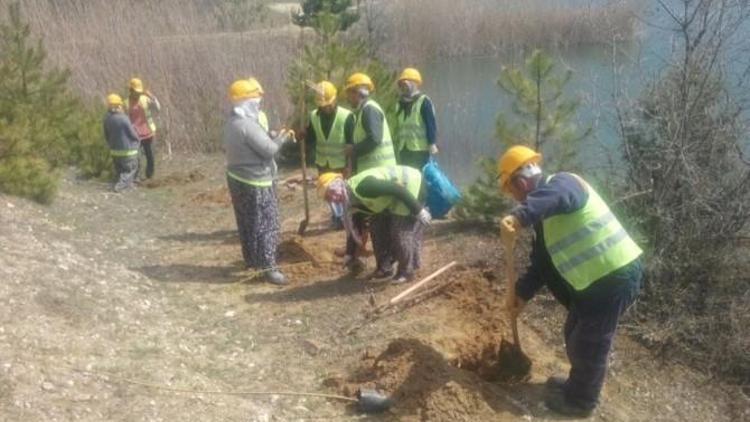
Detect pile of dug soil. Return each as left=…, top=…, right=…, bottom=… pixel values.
left=336, top=268, right=532, bottom=420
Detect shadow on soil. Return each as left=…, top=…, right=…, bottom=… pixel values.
left=158, top=230, right=238, bottom=244
left=134, top=264, right=238, bottom=284
left=244, top=274, right=372, bottom=304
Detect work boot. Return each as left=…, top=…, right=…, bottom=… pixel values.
left=344, top=255, right=365, bottom=275
left=544, top=390, right=594, bottom=419
left=265, top=270, right=288, bottom=286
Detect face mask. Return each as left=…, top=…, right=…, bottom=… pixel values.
left=232, top=98, right=262, bottom=118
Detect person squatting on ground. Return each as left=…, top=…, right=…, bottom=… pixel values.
left=306, top=80, right=355, bottom=229
left=103, top=94, right=140, bottom=193
left=223, top=78, right=294, bottom=286
left=320, top=166, right=432, bottom=284
left=126, top=77, right=161, bottom=180
left=393, top=68, right=439, bottom=170
left=498, top=145, right=643, bottom=418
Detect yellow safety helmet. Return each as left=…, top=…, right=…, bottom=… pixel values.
left=345, top=72, right=374, bottom=92
left=129, top=78, right=144, bottom=93
left=106, top=93, right=123, bottom=107
left=247, top=77, right=264, bottom=96
left=317, top=172, right=343, bottom=197
left=398, top=67, right=422, bottom=86
left=315, top=80, right=337, bottom=107
left=497, top=145, right=543, bottom=192
left=228, top=79, right=262, bottom=102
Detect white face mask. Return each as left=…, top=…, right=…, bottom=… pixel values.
left=233, top=97, right=262, bottom=118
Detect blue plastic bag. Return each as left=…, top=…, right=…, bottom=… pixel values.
left=422, top=158, right=461, bottom=219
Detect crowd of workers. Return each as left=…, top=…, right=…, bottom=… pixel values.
left=101, top=68, right=643, bottom=418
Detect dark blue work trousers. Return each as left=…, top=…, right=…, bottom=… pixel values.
left=562, top=259, right=642, bottom=409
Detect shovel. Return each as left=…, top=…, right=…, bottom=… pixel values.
left=297, top=80, right=310, bottom=236
left=496, top=234, right=532, bottom=382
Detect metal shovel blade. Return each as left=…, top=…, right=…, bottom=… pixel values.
left=356, top=388, right=392, bottom=413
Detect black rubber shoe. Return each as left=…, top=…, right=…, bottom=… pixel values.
left=545, top=390, right=594, bottom=419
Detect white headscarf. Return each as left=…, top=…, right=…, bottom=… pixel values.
left=232, top=97, right=262, bottom=118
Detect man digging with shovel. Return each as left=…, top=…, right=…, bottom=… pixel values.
left=497, top=145, right=643, bottom=418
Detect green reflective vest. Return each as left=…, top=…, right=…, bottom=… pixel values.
left=353, top=99, right=396, bottom=173
left=395, top=94, right=430, bottom=152
left=347, top=165, right=422, bottom=216
left=258, top=111, right=269, bottom=132
left=311, top=106, right=351, bottom=169
left=542, top=174, right=643, bottom=291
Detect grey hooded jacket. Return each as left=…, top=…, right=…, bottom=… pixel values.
left=223, top=108, right=287, bottom=185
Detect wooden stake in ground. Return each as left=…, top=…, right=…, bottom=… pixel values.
left=389, top=261, right=458, bottom=305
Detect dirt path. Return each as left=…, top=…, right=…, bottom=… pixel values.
left=1, top=154, right=747, bottom=421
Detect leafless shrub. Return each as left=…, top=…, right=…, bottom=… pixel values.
left=616, top=0, right=750, bottom=383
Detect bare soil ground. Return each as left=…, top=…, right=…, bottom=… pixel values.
left=1, top=154, right=748, bottom=421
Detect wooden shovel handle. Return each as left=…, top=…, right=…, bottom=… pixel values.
left=505, top=239, right=521, bottom=347
left=389, top=261, right=458, bottom=305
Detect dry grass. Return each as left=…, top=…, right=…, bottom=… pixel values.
left=5, top=0, right=640, bottom=153
left=364, top=0, right=640, bottom=63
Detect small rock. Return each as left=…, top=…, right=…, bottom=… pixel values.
left=6, top=202, right=15, bottom=208
left=224, top=310, right=236, bottom=318
left=41, top=381, right=55, bottom=392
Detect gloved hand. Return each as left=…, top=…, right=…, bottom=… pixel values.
left=500, top=214, right=520, bottom=246
left=417, top=208, right=432, bottom=226
left=429, top=144, right=439, bottom=155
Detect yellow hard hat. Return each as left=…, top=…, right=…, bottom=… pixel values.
left=497, top=145, right=542, bottom=192
left=129, top=78, right=144, bottom=93
left=315, top=81, right=337, bottom=106
left=228, top=79, right=262, bottom=102
left=106, top=93, right=123, bottom=107
left=345, top=72, right=374, bottom=92
left=247, top=77, right=264, bottom=96
left=398, top=67, right=422, bottom=86
left=317, top=172, right=343, bottom=197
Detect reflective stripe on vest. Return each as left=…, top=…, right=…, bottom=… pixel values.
left=542, top=173, right=642, bottom=291
left=353, top=99, right=396, bottom=173
left=311, top=107, right=351, bottom=169
left=347, top=165, right=422, bottom=216
left=226, top=170, right=273, bottom=187
left=259, top=111, right=269, bottom=132
left=395, top=94, right=430, bottom=152
left=110, top=149, right=139, bottom=157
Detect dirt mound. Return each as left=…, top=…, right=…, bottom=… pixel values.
left=191, top=186, right=231, bottom=206
left=337, top=268, right=530, bottom=420
left=141, top=170, right=205, bottom=188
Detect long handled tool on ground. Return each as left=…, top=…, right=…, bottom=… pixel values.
left=497, top=236, right=532, bottom=382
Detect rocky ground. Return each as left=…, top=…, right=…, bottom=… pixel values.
left=1, top=154, right=748, bottom=421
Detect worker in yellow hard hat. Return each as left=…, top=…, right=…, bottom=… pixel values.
left=496, top=144, right=643, bottom=417
left=125, top=77, right=161, bottom=180
left=393, top=67, right=439, bottom=171
left=306, top=80, right=355, bottom=229
left=223, top=78, right=295, bottom=286
left=343, top=72, right=397, bottom=175
left=318, top=166, right=431, bottom=282
left=103, top=93, right=140, bottom=192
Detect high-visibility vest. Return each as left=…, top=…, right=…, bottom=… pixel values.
left=347, top=165, right=422, bottom=216
left=125, top=96, right=157, bottom=134
left=311, top=106, right=351, bottom=169
left=353, top=99, right=396, bottom=173
left=542, top=174, right=642, bottom=291
left=259, top=111, right=269, bottom=132
left=395, top=94, right=431, bottom=152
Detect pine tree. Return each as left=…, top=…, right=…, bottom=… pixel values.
left=0, top=2, right=109, bottom=203
left=283, top=0, right=396, bottom=163
left=455, top=49, right=590, bottom=223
